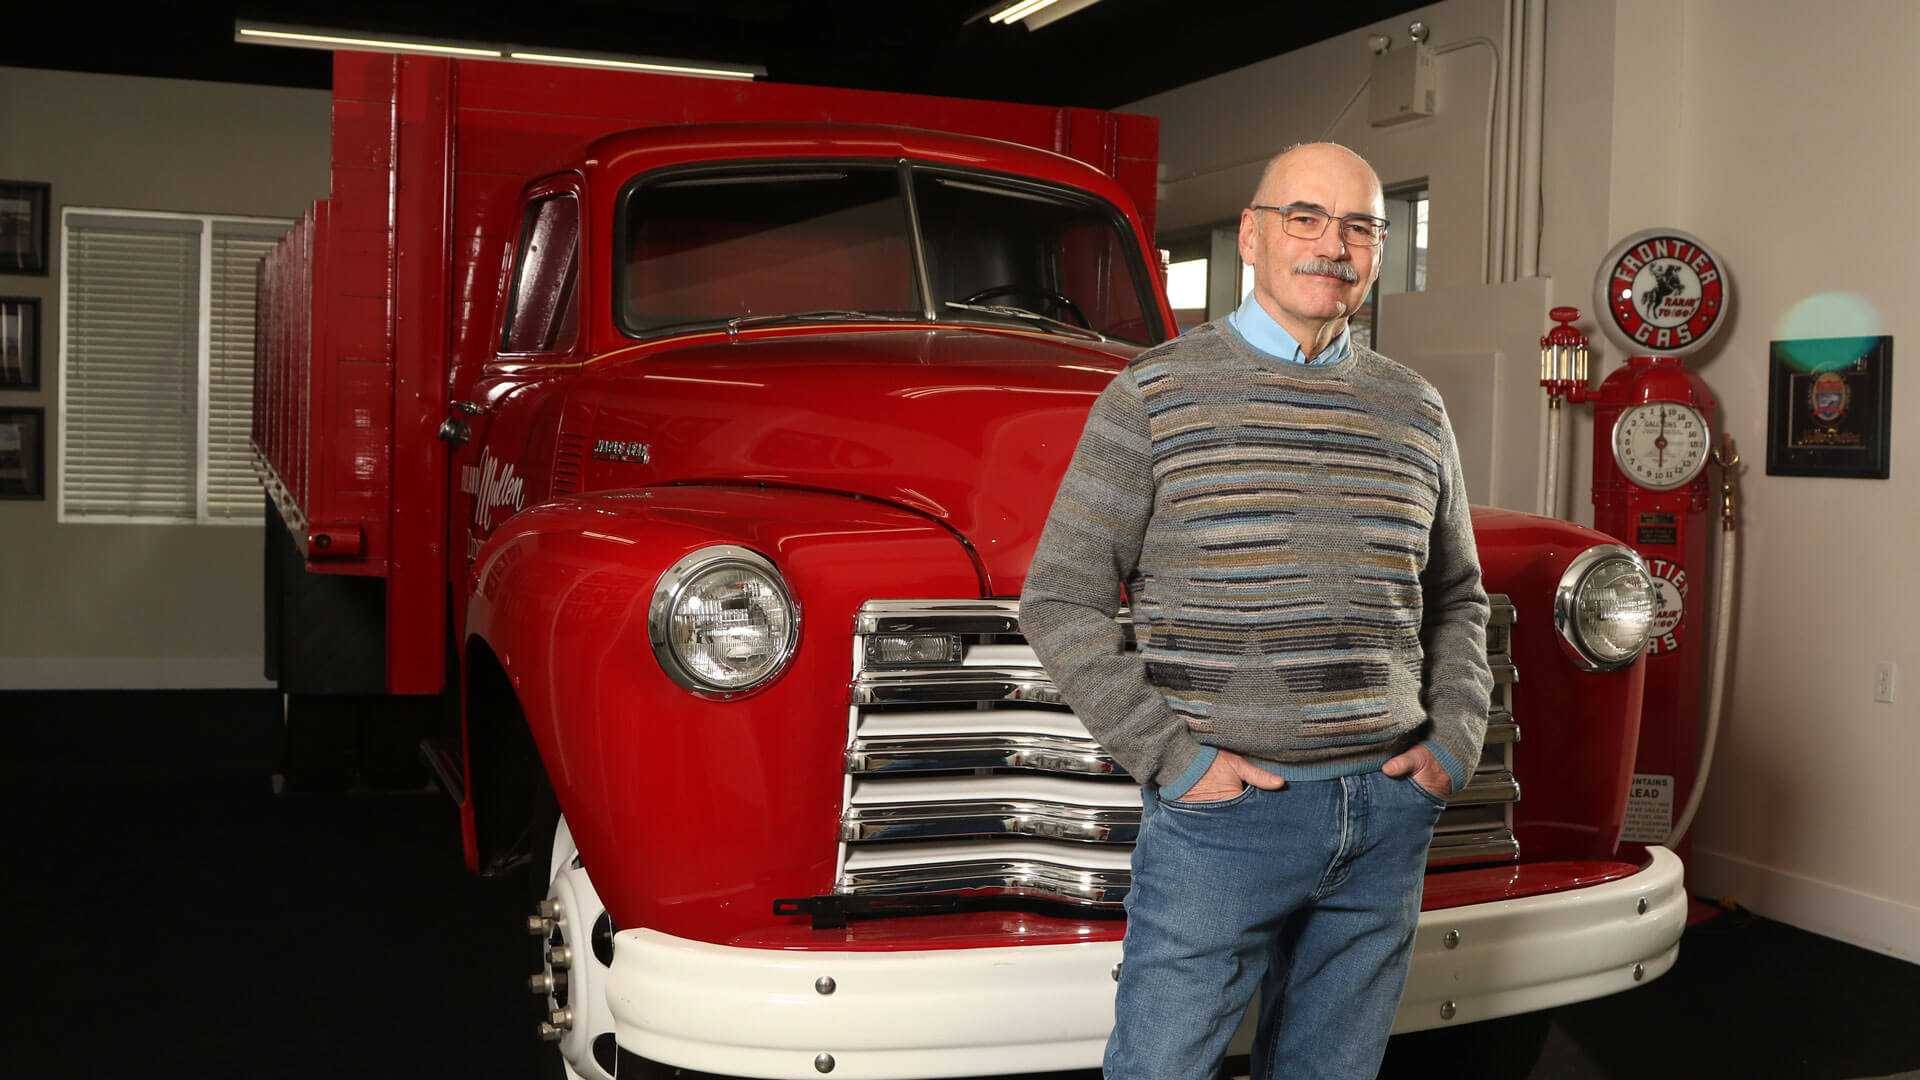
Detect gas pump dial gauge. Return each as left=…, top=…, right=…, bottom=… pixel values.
left=1611, top=402, right=1710, bottom=490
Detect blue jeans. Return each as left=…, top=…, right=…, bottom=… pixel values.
left=1105, top=771, right=1445, bottom=1080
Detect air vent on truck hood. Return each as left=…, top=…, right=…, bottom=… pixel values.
left=553, top=432, right=587, bottom=495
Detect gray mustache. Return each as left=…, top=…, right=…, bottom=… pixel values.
left=1293, top=258, right=1359, bottom=283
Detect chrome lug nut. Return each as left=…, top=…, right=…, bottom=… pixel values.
left=538, top=1022, right=564, bottom=1042
left=549, top=945, right=572, bottom=968
left=527, top=915, right=555, bottom=936
left=528, top=971, right=568, bottom=995
left=537, top=898, right=564, bottom=919
left=550, top=1007, right=573, bottom=1030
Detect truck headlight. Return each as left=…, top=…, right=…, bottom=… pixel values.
left=1554, top=543, right=1655, bottom=671
left=648, top=545, right=799, bottom=695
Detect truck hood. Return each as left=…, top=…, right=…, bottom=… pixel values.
left=579, top=326, right=1138, bottom=597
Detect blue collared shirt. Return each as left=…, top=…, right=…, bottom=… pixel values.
left=1225, top=292, right=1350, bottom=366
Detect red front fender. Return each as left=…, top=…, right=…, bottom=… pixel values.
left=1472, top=507, right=1649, bottom=863
left=464, top=485, right=980, bottom=942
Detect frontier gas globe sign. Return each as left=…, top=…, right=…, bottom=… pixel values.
left=1592, top=228, right=1731, bottom=357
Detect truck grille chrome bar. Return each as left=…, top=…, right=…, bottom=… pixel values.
left=839, top=595, right=1520, bottom=910
left=840, top=841, right=1134, bottom=906
left=853, top=668, right=1066, bottom=706
left=848, top=732, right=1124, bottom=776
left=843, top=801, right=1141, bottom=844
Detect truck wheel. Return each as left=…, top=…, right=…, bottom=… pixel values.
left=530, top=813, right=618, bottom=1080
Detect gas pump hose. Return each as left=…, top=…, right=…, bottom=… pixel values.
left=1542, top=398, right=1562, bottom=517
left=1665, top=436, right=1739, bottom=846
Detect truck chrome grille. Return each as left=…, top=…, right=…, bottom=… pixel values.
left=838, top=596, right=1520, bottom=908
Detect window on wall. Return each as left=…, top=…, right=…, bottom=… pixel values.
left=59, top=209, right=288, bottom=524
left=1158, top=229, right=1239, bottom=333
left=1161, top=235, right=1211, bottom=332
left=1329, top=182, right=1430, bottom=351
left=1381, top=183, right=1430, bottom=295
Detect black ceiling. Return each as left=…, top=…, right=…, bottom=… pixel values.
left=7, top=1, right=1424, bottom=110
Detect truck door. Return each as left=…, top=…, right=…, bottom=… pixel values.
left=445, top=178, right=586, bottom=613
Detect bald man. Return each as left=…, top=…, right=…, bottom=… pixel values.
left=1021, top=143, right=1494, bottom=1080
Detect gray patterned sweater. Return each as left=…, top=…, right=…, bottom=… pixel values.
left=1019, top=321, right=1493, bottom=800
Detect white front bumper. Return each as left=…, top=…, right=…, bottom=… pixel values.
left=606, top=846, right=1686, bottom=1079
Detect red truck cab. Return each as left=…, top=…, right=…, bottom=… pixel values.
left=255, top=53, right=1684, bottom=1080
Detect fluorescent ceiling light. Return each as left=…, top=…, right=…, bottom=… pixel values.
left=236, top=26, right=502, bottom=58
left=235, top=21, right=762, bottom=80
left=986, top=0, right=1105, bottom=29
left=990, top=0, right=1057, bottom=23
left=508, top=52, right=758, bottom=80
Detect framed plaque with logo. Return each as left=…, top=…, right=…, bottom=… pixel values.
left=0, top=180, right=51, bottom=275
left=0, top=405, right=45, bottom=499
left=1766, top=335, right=1892, bottom=479
left=1, top=296, right=39, bottom=388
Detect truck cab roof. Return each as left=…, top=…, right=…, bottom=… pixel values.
left=576, top=122, right=1141, bottom=212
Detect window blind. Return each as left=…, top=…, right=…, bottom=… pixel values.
left=61, top=211, right=286, bottom=523
left=62, top=214, right=202, bottom=520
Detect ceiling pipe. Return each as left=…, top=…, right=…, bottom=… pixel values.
left=1518, top=0, right=1547, bottom=280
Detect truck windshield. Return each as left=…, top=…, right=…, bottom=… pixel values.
left=911, top=171, right=1158, bottom=345
left=622, top=168, right=918, bottom=334
left=618, top=163, right=1161, bottom=344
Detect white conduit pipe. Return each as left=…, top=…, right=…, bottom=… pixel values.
left=1502, top=0, right=1524, bottom=280
left=1542, top=399, right=1561, bottom=518
left=1156, top=73, right=1376, bottom=188
left=1433, top=37, right=1501, bottom=286
left=1318, top=78, right=1372, bottom=141
left=1490, top=0, right=1514, bottom=281
left=1666, top=468, right=1739, bottom=846
left=1517, top=0, right=1547, bottom=278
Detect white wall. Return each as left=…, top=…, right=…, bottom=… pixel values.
left=1644, top=0, right=1920, bottom=960
left=1132, top=0, right=1559, bottom=514
left=1141, top=0, right=1503, bottom=292
left=1130, top=0, right=1920, bottom=960
left=0, top=67, right=331, bottom=688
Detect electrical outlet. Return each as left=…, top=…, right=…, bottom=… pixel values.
left=1874, top=662, right=1896, bottom=704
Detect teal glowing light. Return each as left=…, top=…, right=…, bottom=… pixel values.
left=1773, top=292, right=1882, bottom=372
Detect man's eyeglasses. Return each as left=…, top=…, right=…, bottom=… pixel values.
left=1251, top=205, right=1390, bottom=247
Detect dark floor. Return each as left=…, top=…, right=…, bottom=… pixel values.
left=6, top=748, right=1918, bottom=1078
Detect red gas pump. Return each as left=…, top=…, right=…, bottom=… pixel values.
left=1540, top=228, right=1741, bottom=875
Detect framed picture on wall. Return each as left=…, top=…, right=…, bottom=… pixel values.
left=0, top=405, right=46, bottom=499
left=1, top=297, right=40, bottom=389
left=1766, top=335, right=1893, bottom=479
left=0, top=181, right=52, bottom=275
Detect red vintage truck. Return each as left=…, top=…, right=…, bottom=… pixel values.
left=254, top=52, right=1685, bottom=1080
